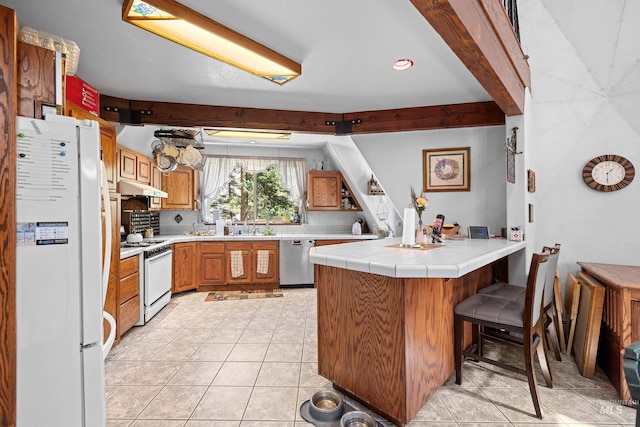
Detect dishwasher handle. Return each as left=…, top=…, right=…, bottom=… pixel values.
left=290, top=240, right=315, bottom=246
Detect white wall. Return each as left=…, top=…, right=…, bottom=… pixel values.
left=519, top=1, right=640, bottom=281
left=352, top=126, right=507, bottom=236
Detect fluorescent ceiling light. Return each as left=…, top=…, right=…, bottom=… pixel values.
left=122, top=0, right=301, bottom=84
left=204, top=128, right=291, bottom=140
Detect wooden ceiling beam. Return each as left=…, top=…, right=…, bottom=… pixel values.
left=101, top=95, right=503, bottom=135
left=345, top=101, right=504, bottom=134
left=410, top=0, right=530, bottom=116
left=101, top=95, right=340, bottom=134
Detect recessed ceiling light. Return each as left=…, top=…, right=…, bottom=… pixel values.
left=249, top=140, right=256, bottom=144
left=393, top=59, right=414, bottom=71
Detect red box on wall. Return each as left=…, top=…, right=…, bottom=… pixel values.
left=66, top=75, right=99, bottom=116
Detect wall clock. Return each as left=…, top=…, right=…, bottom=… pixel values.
left=582, top=154, right=635, bottom=192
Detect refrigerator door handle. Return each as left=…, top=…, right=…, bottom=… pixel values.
left=100, top=160, right=116, bottom=360
left=102, top=311, right=116, bottom=360
left=100, top=160, right=111, bottom=307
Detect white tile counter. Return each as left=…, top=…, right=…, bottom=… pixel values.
left=120, top=233, right=377, bottom=259
left=309, top=236, right=525, bottom=278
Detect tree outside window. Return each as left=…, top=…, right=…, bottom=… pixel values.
left=210, top=166, right=296, bottom=224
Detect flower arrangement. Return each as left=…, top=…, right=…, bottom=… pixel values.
left=410, top=186, right=428, bottom=224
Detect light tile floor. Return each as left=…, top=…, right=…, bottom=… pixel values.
left=105, top=288, right=637, bottom=426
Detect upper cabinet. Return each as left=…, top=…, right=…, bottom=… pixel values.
left=66, top=100, right=117, bottom=192
left=149, top=166, right=163, bottom=210
left=162, top=166, right=199, bottom=210
left=118, top=145, right=151, bottom=185
left=308, top=170, right=361, bottom=211
left=17, top=41, right=56, bottom=119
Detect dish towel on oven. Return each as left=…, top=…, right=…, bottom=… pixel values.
left=230, top=250, right=244, bottom=278
left=256, top=250, right=270, bottom=275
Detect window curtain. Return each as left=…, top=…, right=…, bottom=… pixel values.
left=200, top=156, right=307, bottom=223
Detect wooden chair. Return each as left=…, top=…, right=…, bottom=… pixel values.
left=552, top=271, right=567, bottom=354
left=477, top=244, right=562, bottom=361
left=564, top=273, right=581, bottom=355
left=454, top=251, right=553, bottom=419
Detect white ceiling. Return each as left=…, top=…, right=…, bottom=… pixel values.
left=537, top=0, right=640, bottom=139
left=5, top=0, right=492, bottom=115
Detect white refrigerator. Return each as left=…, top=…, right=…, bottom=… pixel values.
left=16, top=115, right=107, bottom=426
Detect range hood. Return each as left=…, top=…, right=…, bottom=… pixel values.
left=118, top=179, right=168, bottom=198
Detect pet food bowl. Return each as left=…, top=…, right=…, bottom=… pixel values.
left=308, top=389, right=344, bottom=421
left=340, top=410, right=376, bottom=427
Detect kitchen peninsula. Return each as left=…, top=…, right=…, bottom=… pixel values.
left=309, top=237, right=526, bottom=426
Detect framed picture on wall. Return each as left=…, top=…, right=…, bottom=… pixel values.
left=423, top=147, right=470, bottom=192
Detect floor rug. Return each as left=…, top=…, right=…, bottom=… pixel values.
left=205, top=289, right=283, bottom=301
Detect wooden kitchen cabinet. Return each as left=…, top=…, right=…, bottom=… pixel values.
left=149, top=166, right=163, bottom=210
left=308, top=170, right=361, bottom=211
left=198, top=242, right=226, bottom=288
left=199, top=240, right=279, bottom=291
left=118, top=145, right=151, bottom=185
left=172, top=242, right=197, bottom=293
left=17, top=41, right=56, bottom=118
left=225, top=242, right=253, bottom=285
left=224, top=241, right=279, bottom=290
left=162, top=166, right=199, bottom=210
left=119, top=147, right=137, bottom=181
left=137, top=156, right=151, bottom=184
left=253, top=241, right=279, bottom=284
left=66, top=100, right=117, bottom=192
left=118, top=254, right=141, bottom=338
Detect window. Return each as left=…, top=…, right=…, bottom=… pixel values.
left=201, top=156, right=307, bottom=224
left=209, top=166, right=295, bottom=223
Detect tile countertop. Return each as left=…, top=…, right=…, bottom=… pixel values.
left=120, top=233, right=378, bottom=259
left=309, top=237, right=526, bottom=279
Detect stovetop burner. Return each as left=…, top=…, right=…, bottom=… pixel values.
left=121, top=240, right=166, bottom=248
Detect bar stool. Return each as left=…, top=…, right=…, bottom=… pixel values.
left=477, top=244, right=562, bottom=361
left=454, top=251, right=552, bottom=419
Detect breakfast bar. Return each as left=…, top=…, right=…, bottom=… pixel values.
left=309, top=237, right=526, bottom=426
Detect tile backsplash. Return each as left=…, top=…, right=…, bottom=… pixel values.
left=157, top=210, right=363, bottom=236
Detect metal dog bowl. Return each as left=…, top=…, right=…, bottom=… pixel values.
left=309, top=390, right=344, bottom=421
left=340, top=410, right=376, bottom=427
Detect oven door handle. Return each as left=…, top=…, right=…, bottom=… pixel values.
left=146, top=249, right=173, bottom=261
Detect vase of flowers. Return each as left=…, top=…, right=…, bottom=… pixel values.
left=411, top=187, right=428, bottom=244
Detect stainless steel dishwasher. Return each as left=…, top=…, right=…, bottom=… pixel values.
left=279, top=239, right=315, bottom=286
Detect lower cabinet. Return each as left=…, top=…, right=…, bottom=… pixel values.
left=118, top=255, right=140, bottom=338
left=253, top=241, right=279, bottom=284
left=172, top=242, right=197, bottom=293
left=225, top=242, right=253, bottom=285
left=196, top=240, right=279, bottom=292
left=198, top=242, right=226, bottom=287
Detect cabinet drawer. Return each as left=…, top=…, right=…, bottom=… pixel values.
left=226, top=241, right=251, bottom=251
left=200, top=242, right=225, bottom=253
left=120, top=255, right=139, bottom=278
left=253, top=241, right=278, bottom=250
left=119, top=272, right=139, bottom=304
left=119, top=295, right=140, bottom=336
